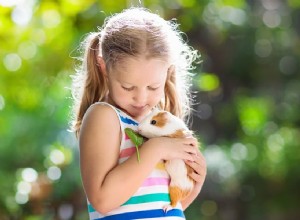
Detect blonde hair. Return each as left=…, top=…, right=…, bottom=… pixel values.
left=71, top=7, right=199, bottom=136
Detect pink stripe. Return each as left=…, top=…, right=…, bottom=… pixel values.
left=119, top=147, right=136, bottom=158
left=141, top=177, right=170, bottom=187
left=125, top=133, right=130, bottom=140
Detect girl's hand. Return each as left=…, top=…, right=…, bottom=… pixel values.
left=181, top=146, right=207, bottom=210
left=185, top=148, right=206, bottom=186
left=144, top=136, right=198, bottom=162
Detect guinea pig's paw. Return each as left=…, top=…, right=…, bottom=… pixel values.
left=162, top=204, right=173, bottom=213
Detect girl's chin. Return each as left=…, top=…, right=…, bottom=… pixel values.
left=129, top=107, right=151, bottom=120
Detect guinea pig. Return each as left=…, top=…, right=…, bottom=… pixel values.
left=138, top=109, right=197, bottom=212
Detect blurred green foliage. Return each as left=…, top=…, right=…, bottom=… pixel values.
left=0, top=0, right=299, bottom=219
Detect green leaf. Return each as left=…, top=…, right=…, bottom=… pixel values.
left=124, top=128, right=144, bottom=162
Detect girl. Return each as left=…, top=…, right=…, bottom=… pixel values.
left=71, top=7, right=206, bottom=220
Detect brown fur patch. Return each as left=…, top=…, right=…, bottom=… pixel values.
left=167, top=129, right=186, bottom=138
left=152, top=112, right=168, bottom=127
left=169, top=186, right=182, bottom=207
left=169, top=186, right=193, bottom=207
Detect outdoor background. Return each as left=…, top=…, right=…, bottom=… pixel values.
left=0, top=0, right=299, bottom=219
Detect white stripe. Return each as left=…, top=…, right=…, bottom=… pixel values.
left=133, top=185, right=169, bottom=196
left=89, top=210, right=102, bottom=220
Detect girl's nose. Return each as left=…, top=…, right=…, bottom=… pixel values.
left=133, top=90, right=147, bottom=104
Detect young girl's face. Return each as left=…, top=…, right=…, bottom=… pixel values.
left=106, top=57, right=169, bottom=121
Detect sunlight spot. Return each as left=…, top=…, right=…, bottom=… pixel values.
left=31, top=29, right=46, bottom=45
left=218, top=161, right=236, bottom=180
left=220, top=6, right=246, bottom=25
left=15, top=192, right=28, bottom=204
left=22, top=168, right=38, bottom=182
left=264, top=121, right=278, bottom=135
left=197, top=73, right=220, bottom=91
left=50, top=149, right=65, bottom=165
left=47, top=166, right=61, bottom=181
left=267, top=133, right=284, bottom=152
left=231, top=143, right=248, bottom=160
left=279, top=56, right=297, bottom=75
left=204, top=145, right=236, bottom=182
left=0, top=0, right=20, bottom=7
left=255, top=39, right=272, bottom=57
left=204, top=145, right=228, bottom=169
left=18, top=41, right=37, bottom=60
left=0, top=95, right=5, bottom=110
left=17, top=181, right=32, bottom=194
left=262, top=0, right=280, bottom=10
left=11, top=4, right=33, bottom=26
left=3, top=53, right=22, bottom=72
left=58, top=203, right=74, bottom=220
left=201, top=200, right=218, bottom=216
left=196, top=103, right=212, bottom=120
left=42, top=10, right=61, bottom=28
left=263, top=10, right=281, bottom=28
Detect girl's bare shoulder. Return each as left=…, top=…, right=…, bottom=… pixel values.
left=80, top=103, right=120, bottom=137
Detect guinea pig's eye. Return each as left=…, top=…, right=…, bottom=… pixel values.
left=150, top=120, right=156, bottom=125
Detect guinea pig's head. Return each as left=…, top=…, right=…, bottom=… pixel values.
left=138, top=109, right=188, bottom=138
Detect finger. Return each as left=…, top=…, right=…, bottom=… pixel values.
left=183, top=152, right=196, bottom=162
left=184, top=146, right=198, bottom=155
left=183, top=137, right=198, bottom=147
left=189, top=171, right=200, bottom=182
left=186, top=155, right=207, bottom=174
left=188, top=154, right=202, bottom=165
left=189, top=170, right=206, bottom=184
left=185, top=160, right=201, bottom=175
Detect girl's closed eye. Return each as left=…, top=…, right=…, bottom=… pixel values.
left=122, top=86, right=134, bottom=91
left=148, top=86, right=159, bottom=91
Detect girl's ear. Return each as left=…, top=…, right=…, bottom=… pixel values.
left=97, top=56, right=107, bottom=77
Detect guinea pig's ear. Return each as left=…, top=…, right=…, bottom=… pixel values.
left=157, top=111, right=168, bottom=120
left=154, top=111, right=168, bottom=127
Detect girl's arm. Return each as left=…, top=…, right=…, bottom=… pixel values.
left=181, top=148, right=207, bottom=210
left=79, top=104, right=197, bottom=214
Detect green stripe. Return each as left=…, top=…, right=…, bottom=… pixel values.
left=122, top=193, right=170, bottom=206
left=88, top=203, right=96, bottom=212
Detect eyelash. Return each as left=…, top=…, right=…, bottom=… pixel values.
left=122, top=87, right=134, bottom=91
left=122, top=86, right=159, bottom=91
left=148, top=86, right=159, bottom=91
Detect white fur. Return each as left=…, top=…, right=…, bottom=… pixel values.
left=165, top=159, right=194, bottom=190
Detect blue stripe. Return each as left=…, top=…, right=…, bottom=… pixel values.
left=119, top=114, right=139, bottom=126
left=95, top=208, right=185, bottom=220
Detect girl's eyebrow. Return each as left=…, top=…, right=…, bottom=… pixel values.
left=119, top=80, right=134, bottom=86
left=121, top=82, right=162, bottom=87
left=119, top=79, right=161, bottom=87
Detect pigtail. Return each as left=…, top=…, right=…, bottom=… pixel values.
left=73, top=32, right=108, bottom=136
left=163, top=65, right=182, bottom=119
left=163, top=64, right=192, bottom=122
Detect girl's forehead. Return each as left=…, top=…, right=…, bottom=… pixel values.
left=112, top=57, right=170, bottom=83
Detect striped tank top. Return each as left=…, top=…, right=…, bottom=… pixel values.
left=87, top=102, right=185, bottom=220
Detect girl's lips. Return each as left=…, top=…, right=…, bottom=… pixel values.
left=132, top=105, right=146, bottom=110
